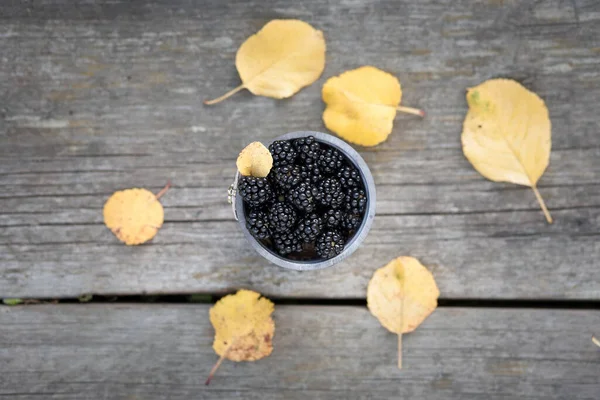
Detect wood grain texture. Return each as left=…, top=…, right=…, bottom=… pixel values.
left=1, top=304, right=599, bottom=400
left=1, top=0, right=600, bottom=298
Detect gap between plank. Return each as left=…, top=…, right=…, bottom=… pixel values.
left=4, top=295, right=600, bottom=310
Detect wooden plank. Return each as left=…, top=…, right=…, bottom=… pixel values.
left=1, top=0, right=600, bottom=298
left=1, top=208, right=600, bottom=299
left=0, top=304, right=599, bottom=399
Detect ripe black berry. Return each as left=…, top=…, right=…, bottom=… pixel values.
left=299, top=164, right=322, bottom=183
left=323, top=209, right=344, bottom=228
left=269, top=140, right=297, bottom=167
left=295, top=213, right=324, bottom=242
left=341, top=213, right=362, bottom=231
left=318, top=147, right=344, bottom=174
left=271, top=165, right=302, bottom=190
left=317, top=177, right=345, bottom=208
left=316, top=230, right=345, bottom=259
left=337, top=165, right=362, bottom=189
left=268, top=202, right=297, bottom=233
left=246, top=210, right=270, bottom=240
left=238, top=176, right=273, bottom=207
left=287, top=181, right=319, bottom=213
left=344, top=187, right=367, bottom=215
left=294, top=136, right=321, bottom=166
left=272, top=231, right=303, bottom=255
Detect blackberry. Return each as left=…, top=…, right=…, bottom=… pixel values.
left=287, top=181, right=319, bottom=213
left=246, top=210, right=270, bottom=240
left=295, top=213, right=324, bottom=242
left=294, top=136, right=321, bottom=166
left=268, top=202, right=297, bottom=233
left=315, top=230, right=345, bottom=259
left=272, top=230, right=303, bottom=255
left=300, top=164, right=322, bottom=184
left=271, top=165, right=302, bottom=190
left=317, top=177, right=345, bottom=208
left=337, top=165, right=362, bottom=189
left=269, top=140, right=297, bottom=167
left=341, top=213, right=362, bottom=231
left=344, top=187, right=367, bottom=215
left=318, top=147, right=344, bottom=174
left=238, top=176, right=273, bottom=207
left=322, top=209, right=344, bottom=228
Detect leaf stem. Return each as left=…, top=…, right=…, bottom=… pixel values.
left=204, top=85, right=245, bottom=105
left=531, top=185, right=552, bottom=224
left=205, top=342, right=234, bottom=386
left=155, top=181, right=172, bottom=200
left=397, top=333, right=403, bottom=369
left=593, top=336, right=600, bottom=348
left=396, top=105, right=425, bottom=117
left=398, top=262, right=405, bottom=370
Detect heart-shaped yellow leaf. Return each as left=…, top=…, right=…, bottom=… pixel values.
left=322, top=66, right=424, bottom=147
left=205, top=19, right=326, bottom=104
left=367, top=256, right=439, bottom=368
left=462, top=79, right=552, bottom=223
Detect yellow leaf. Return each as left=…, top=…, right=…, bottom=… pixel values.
left=322, top=66, right=424, bottom=147
left=368, top=256, right=439, bottom=334
left=236, top=142, right=273, bottom=177
left=367, top=256, right=439, bottom=368
left=102, top=183, right=170, bottom=245
left=205, top=20, right=326, bottom=104
left=462, top=79, right=553, bottom=223
left=206, top=290, right=275, bottom=385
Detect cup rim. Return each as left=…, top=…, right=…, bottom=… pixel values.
left=234, top=131, right=376, bottom=271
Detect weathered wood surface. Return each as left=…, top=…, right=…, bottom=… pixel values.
left=1, top=0, right=600, bottom=298
left=1, top=304, right=599, bottom=400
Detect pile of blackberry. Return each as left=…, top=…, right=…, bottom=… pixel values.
left=239, top=136, right=367, bottom=260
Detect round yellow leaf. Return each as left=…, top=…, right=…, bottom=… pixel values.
left=236, top=141, right=273, bottom=177
left=205, top=19, right=326, bottom=104
left=461, top=79, right=553, bottom=222
left=367, top=256, right=439, bottom=334
left=103, top=188, right=164, bottom=245
left=210, top=289, right=275, bottom=362
left=322, top=66, right=401, bottom=147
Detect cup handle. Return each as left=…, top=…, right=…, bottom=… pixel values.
left=227, top=172, right=239, bottom=221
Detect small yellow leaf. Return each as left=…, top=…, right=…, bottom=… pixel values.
left=236, top=142, right=273, bottom=177
left=368, top=256, right=439, bottom=334
left=367, top=256, right=439, bottom=369
left=322, top=66, right=424, bottom=147
left=462, top=79, right=553, bottom=223
left=205, top=19, right=326, bottom=104
left=206, top=290, right=275, bottom=385
left=103, top=183, right=170, bottom=245
left=210, top=289, right=275, bottom=361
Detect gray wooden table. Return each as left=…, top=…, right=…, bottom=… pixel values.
left=1, top=0, right=599, bottom=399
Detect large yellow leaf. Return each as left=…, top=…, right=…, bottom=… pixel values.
left=206, top=290, right=275, bottom=385
left=205, top=19, right=326, bottom=104
left=367, top=256, right=439, bottom=368
left=462, top=79, right=553, bottom=223
left=102, top=183, right=170, bottom=245
left=322, top=66, right=424, bottom=147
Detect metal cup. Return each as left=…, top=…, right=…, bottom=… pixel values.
left=230, top=131, right=376, bottom=270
